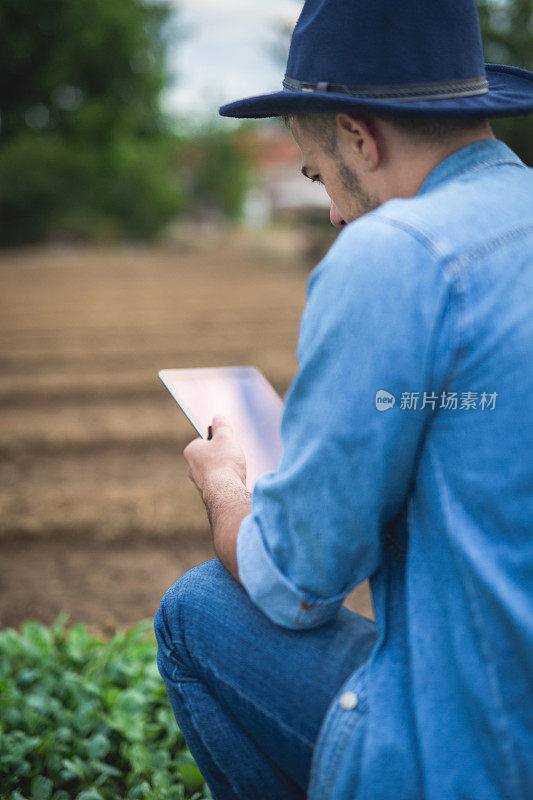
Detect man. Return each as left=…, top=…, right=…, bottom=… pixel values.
left=155, top=1, right=533, bottom=798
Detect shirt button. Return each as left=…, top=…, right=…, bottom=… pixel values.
left=339, top=691, right=359, bottom=710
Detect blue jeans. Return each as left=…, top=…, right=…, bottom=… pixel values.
left=154, top=558, right=377, bottom=800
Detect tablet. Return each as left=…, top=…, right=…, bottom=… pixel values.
left=159, top=366, right=284, bottom=491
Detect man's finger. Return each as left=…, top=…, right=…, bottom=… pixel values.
left=184, top=436, right=202, bottom=460
left=211, top=415, right=232, bottom=435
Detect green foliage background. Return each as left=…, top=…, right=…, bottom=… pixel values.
left=0, top=1, right=531, bottom=795
left=0, top=0, right=533, bottom=244
left=0, top=619, right=211, bottom=800
left=0, top=0, right=531, bottom=245
left=0, top=0, right=251, bottom=245
left=477, top=0, right=533, bottom=164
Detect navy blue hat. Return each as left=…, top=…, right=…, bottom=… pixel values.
left=219, top=0, right=533, bottom=119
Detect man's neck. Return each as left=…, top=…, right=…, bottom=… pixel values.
left=379, top=123, right=496, bottom=203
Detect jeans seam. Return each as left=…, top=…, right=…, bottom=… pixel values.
left=164, top=611, right=317, bottom=751
left=176, top=679, right=242, bottom=800
left=323, top=713, right=360, bottom=800
left=441, top=258, right=468, bottom=385
left=191, top=649, right=317, bottom=750
left=375, top=216, right=447, bottom=260
left=161, top=598, right=196, bottom=685
left=162, top=588, right=317, bottom=749
left=444, top=221, right=533, bottom=270
left=378, top=207, right=533, bottom=275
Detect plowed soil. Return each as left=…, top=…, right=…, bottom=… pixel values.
left=0, top=235, right=373, bottom=634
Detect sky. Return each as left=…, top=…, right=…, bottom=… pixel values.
left=163, top=0, right=302, bottom=120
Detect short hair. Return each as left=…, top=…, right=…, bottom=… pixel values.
left=283, top=111, right=490, bottom=152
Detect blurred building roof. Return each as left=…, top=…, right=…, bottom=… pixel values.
left=240, top=124, right=330, bottom=223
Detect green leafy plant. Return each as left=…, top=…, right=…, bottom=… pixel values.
left=182, top=125, right=253, bottom=222
left=477, top=0, right=533, bottom=165
left=0, top=0, right=253, bottom=244
left=0, top=618, right=211, bottom=800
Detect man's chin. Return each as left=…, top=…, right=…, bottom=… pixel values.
left=347, top=201, right=380, bottom=224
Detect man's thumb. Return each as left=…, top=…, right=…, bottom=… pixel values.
left=211, top=414, right=231, bottom=434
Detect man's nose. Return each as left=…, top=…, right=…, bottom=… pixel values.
left=330, top=202, right=346, bottom=230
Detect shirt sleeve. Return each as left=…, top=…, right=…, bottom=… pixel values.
left=237, top=212, right=457, bottom=629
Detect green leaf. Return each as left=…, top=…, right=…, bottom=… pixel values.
left=86, top=732, right=110, bottom=760
left=167, top=787, right=186, bottom=800
left=115, top=689, right=147, bottom=714
left=177, top=762, right=204, bottom=792
left=18, top=668, right=41, bottom=686
left=55, top=726, right=72, bottom=743
left=149, top=749, right=170, bottom=770
left=51, top=612, right=69, bottom=628
left=31, top=775, right=53, bottom=800
left=176, top=751, right=205, bottom=792
left=22, top=622, right=53, bottom=655
left=75, top=791, right=104, bottom=800
left=127, top=782, right=151, bottom=799
left=62, top=756, right=87, bottom=780
left=0, top=629, right=24, bottom=657
left=66, top=624, right=92, bottom=661
left=127, top=742, right=152, bottom=773
left=0, top=620, right=204, bottom=797
left=151, top=768, right=173, bottom=789
left=92, top=759, right=122, bottom=778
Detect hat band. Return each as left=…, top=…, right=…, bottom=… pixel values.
left=282, top=75, right=489, bottom=102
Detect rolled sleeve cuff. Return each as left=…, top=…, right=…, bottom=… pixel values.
left=236, top=513, right=347, bottom=630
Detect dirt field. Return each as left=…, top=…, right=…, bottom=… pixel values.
left=0, top=233, right=373, bottom=634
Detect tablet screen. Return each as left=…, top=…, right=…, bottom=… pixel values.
left=159, top=366, right=284, bottom=491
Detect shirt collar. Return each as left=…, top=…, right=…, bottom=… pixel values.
left=416, top=138, right=525, bottom=197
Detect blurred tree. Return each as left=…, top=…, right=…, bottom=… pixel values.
left=0, top=132, right=188, bottom=242
left=183, top=126, right=253, bottom=221
left=477, top=0, right=533, bottom=164
left=0, top=0, right=173, bottom=143
left=478, top=0, right=532, bottom=74
left=0, top=0, right=252, bottom=244
left=0, top=0, right=187, bottom=244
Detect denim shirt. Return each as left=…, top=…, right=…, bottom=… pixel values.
left=236, top=139, right=533, bottom=800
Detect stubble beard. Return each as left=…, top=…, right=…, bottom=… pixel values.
left=336, top=157, right=380, bottom=220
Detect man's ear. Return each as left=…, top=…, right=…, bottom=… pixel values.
left=335, top=113, right=381, bottom=171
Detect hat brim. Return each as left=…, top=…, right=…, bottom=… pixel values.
left=219, top=64, right=533, bottom=119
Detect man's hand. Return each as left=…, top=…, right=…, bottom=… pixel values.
left=183, top=415, right=247, bottom=498
left=183, top=415, right=250, bottom=584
